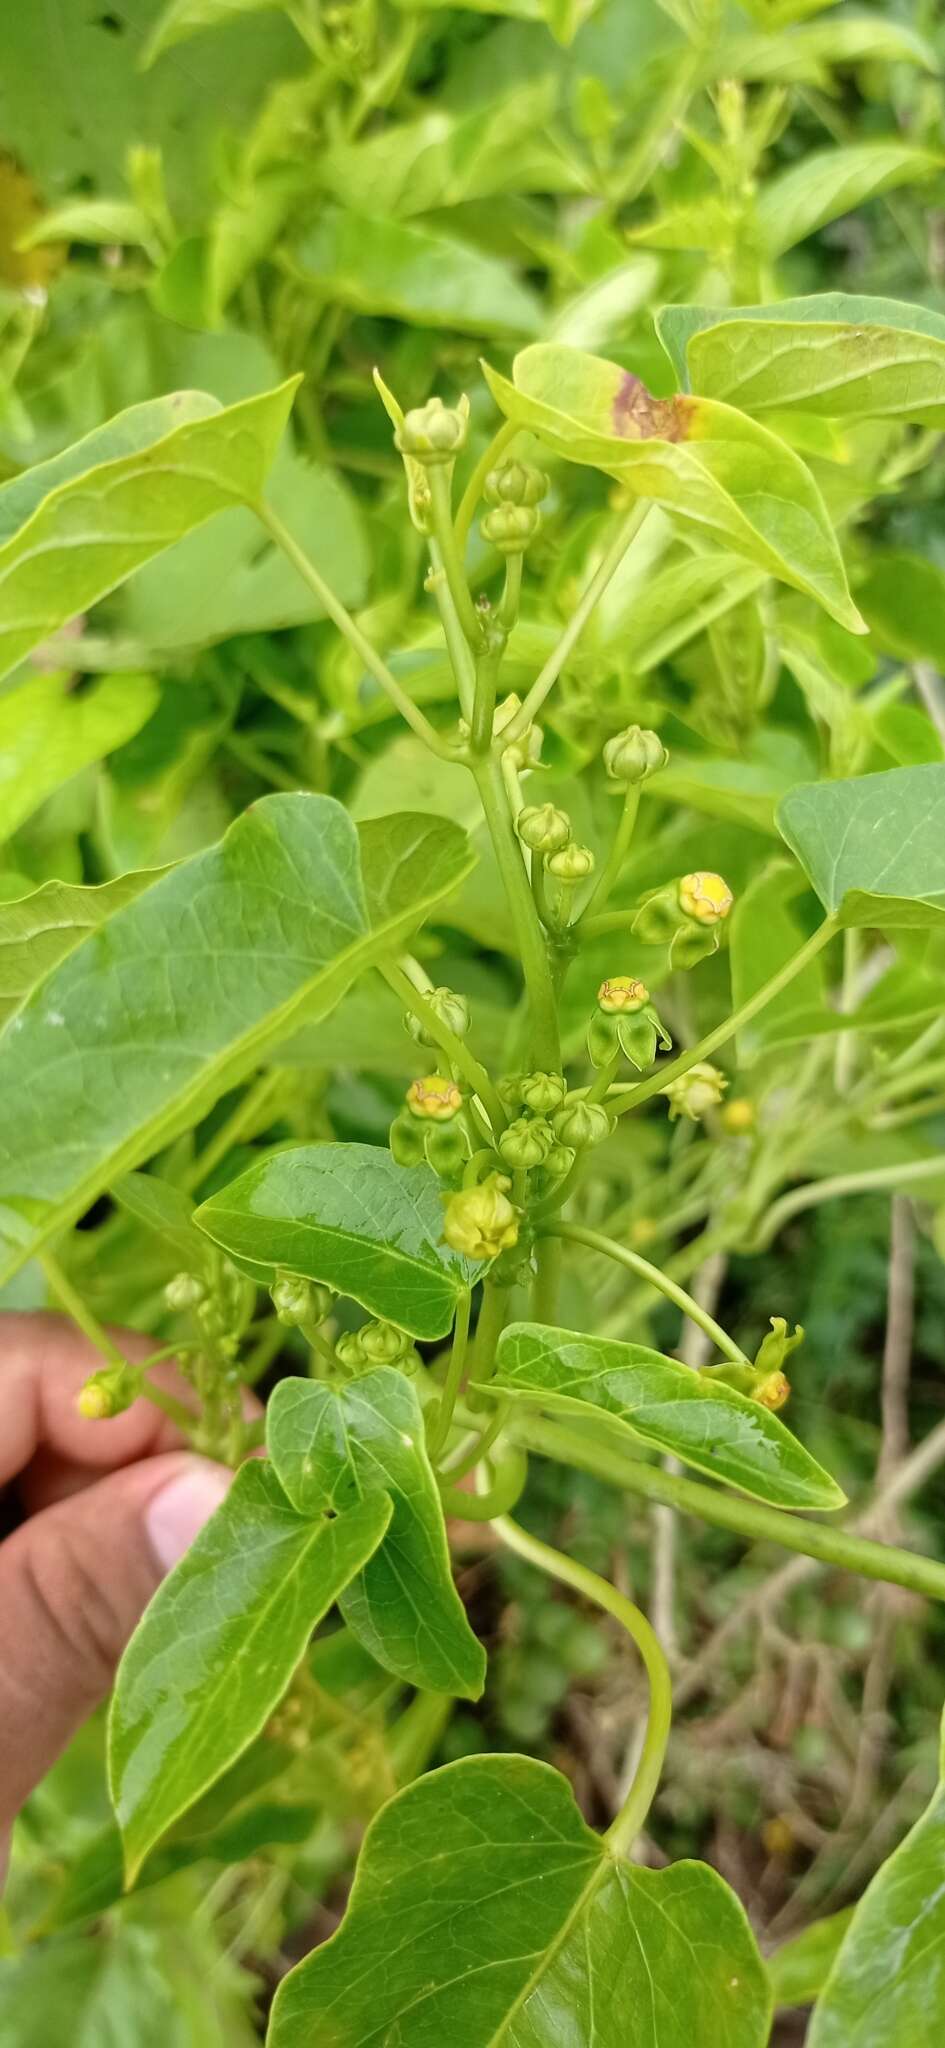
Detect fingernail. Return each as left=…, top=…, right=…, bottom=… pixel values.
left=145, top=1458, right=232, bottom=1572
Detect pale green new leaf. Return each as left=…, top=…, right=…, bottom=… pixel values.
left=808, top=1712, right=945, bottom=2044
left=0, top=671, right=158, bottom=840
left=657, top=294, right=945, bottom=427
left=777, top=765, right=945, bottom=928
left=755, top=143, right=941, bottom=256
left=0, top=381, right=298, bottom=683
left=0, top=797, right=473, bottom=1284
left=269, top=1754, right=771, bottom=2047
left=267, top=1371, right=486, bottom=1697
left=109, top=1462, right=392, bottom=1884
left=491, top=1323, right=845, bottom=1510
left=483, top=344, right=862, bottom=630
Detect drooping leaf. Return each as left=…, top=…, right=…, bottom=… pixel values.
left=0, top=381, right=298, bottom=684
left=491, top=1323, right=845, bottom=1510
left=777, top=765, right=945, bottom=928
left=267, top=1371, right=485, bottom=1698
left=292, top=207, right=542, bottom=338
left=196, top=1144, right=478, bottom=1339
left=108, top=1460, right=392, bottom=1883
left=0, top=797, right=472, bottom=1284
left=112, top=1172, right=209, bottom=1269
left=808, top=1712, right=945, bottom=2045
left=483, top=344, right=863, bottom=630
left=754, top=143, right=942, bottom=256
left=657, top=293, right=945, bottom=426
left=768, top=1908, right=854, bottom=2009
left=0, top=671, right=158, bottom=841
left=269, top=1754, right=771, bottom=2047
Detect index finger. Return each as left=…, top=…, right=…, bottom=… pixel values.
left=0, top=1312, right=188, bottom=1489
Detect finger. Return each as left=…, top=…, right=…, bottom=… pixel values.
left=0, top=1313, right=184, bottom=1486
left=0, top=1450, right=231, bottom=1842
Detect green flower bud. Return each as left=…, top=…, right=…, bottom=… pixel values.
left=533, top=1142, right=575, bottom=1196
left=335, top=1331, right=368, bottom=1375
left=358, top=1320, right=412, bottom=1365
left=395, top=394, right=469, bottom=465
left=164, top=1271, right=206, bottom=1311
left=442, top=1174, right=520, bottom=1259
left=483, top=461, right=548, bottom=509
left=76, top=1364, right=140, bottom=1420
left=546, top=842, right=595, bottom=882
left=406, top=1074, right=464, bottom=1122
left=498, top=1115, right=554, bottom=1170
left=271, top=1273, right=336, bottom=1328
left=551, top=1093, right=612, bottom=1151
left=518, top=1070, right=567, bottom=1114
left=389, top=1107, right=427, bottom=1167
left=405, top=986, right=471, bottom=1047
left=662, top=1061, right=728, bottom=1122
left=603, top=725, right=668, bottom=785
left=499, top=1072, right=525, bottom=1109
left=492, top=694, right=543, bottom=771
left=516, top=803, right=572, bottom=855
left=480, top=502, right=542, bottom=555
left=424, top=1118, right=470, bottom=1179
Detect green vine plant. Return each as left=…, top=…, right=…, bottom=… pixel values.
left=2, top=295, right=945, bottom=2045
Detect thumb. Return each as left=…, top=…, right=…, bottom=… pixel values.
left=0, top=1451, right=231, bottom=1842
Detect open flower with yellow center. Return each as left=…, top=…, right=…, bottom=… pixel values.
left=597, top=975, right=649, bottom=1016
left=406, top=1074, right=463, bottom=1122
left=678, top=871, right=734, bottom=925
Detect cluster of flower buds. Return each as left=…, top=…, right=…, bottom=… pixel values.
left=662, top=1061, right=727, bottom=1122
left=551, top=1090, right=613, bottom=1152
left=632, top=869, right=734, bottom=967
left=270, top=1272, right=337, bottom=1329
left=516, top=801, right=594, bottom=885
left=498, top=1114, right=555, bottom=1171
left=390, top=1074, right=469, bottom=1179
left=164, top=1259, right=251, bottom=1363
left=588, top=975, right=672, bottom=1073
left=76, top=1362, right=141, bottom=1420
left=603, top=724, right=668, bottom=786
left=404, top=985, right=470, bottom=1048
left=701, top=1317, right=803, bottom=1412
left=335, top=1319, right=420, bottom=1380
left=396, top=393, right=470, bottom=466
left=494, top=693, right=542, bottom=771
left=492, top=1072, right=573, bottom=1193
left=481, top=460, right=548, bottom=556
left=442, top=1174, right=520, bottom=1260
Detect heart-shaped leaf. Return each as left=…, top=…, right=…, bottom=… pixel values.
left=657, top=293, right=945, bottom=426
left=0, top=381, right=298, bottom=684
left=196, top=1144, right=477, bottom=1340
left=268, top=1753, right=771, bottom=2047
left=491, top=1323, right=845, bottom=1511
left=777, top=765, right=945, bottom=929
left=0, top=798, right=473, bottom=1284
left=267, top=1371, right=486, bottom=1698
left=483, top=344, right=862, bottom=631
left=108, top=1461, right=392, bottom=1884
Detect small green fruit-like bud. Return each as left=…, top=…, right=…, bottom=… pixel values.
left=597, top=975, right=649, bottom=1016
left=396, top=394, right=469, bottom=464
left=335, top=1331, right=368, bottom=1375
left=546, top=843, right=595, bottom=882
left=359, top=1320, right=412, bottom=1365
left=551, top=1093, right=612, bottom=1151
left=406, top=1074, right=463, bottom=1122
left=537, top=1142, right=575, bottom=1187
left=480, top=502, right=541, bottom=555
left=517, top=803, right=571, bottom=855
left=518, top=1070, right=566, bottom=1114
left=498, top=1115, right=554, bottom=1170
left=424, top=1119, right=469, bottom=1178
left=405, top=986, right=470, bottom=1047
left=499, top=1072, right=524, bottom=1109
left=76, top=1364, right=140, bottom=1420
left=491, top=694, right=543, bottom=771
left=271, top=1273, right=336, bottom=1327
left=442, top=1175, right=519, bottom=1259
left=603, top=725, right=668, bottom=784
left=678, top=871, right=734, bottom=926
left=164, top=1271, right=206, bottom=1312
left=484, top=461, right=548, bottom=508
left=389, top=1108, right=427, bottom=1167
left=662, top=1061, right=728, bottom=1121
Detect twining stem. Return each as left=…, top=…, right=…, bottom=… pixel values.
left=40, top=1253, right=196, bottom=1433
left=511, top=1412, right=945, bottom=1603
left=471, top=752, right=560, bottom=1070
left=258, top=503, right=457, bottom=759
left=505, top=500, right=651, bottom=741
left=611, top=913, right=840, bottom=1115
left=580, top=785, right=640, bottom=922
left=441, top=1395, right=511, bottom=1482
left=753, top=1154, right=945, bottom=1250
left=494, top=1513, right=672, bottom=1855
left=379, top=959, right=506, bottom=1134
left=441, top=1446, right=526, bottom=1520
left=427, top=465, right=482, bottom=647
left=428, top=1291, right=472, bottom=1460
left=548, top=1222, right=749, bottom=1368
left=454, top=418, right=519, bottom=553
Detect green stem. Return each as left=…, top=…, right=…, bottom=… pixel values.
left=468, top=1279, right=509, bottom=1391
left=441, top=1446, right=527, bottom=1520
left=428, top=1291, right=472, bottom=1460
left=548, top=1222, right=748, bottom=1367
left=259, top=503, right=456, bottom=759
left=511, top=1413, right=945, bottom=1604
left=531, top=1236, right=561, bottom=1323
left=753, top=1154, right=945, bottom=1250
left=40, top=1253, right=196, bottom=1434
left=585, top=1054, right=620, bottom=1106
left=470, top=638, right=504, bottom=756
left=833, top=926, right=862, bottom=1095
left=497, top=554, right=523, bottom=633
left=427, top=542, right=477, bottom=720
left=580, top=786, right=640, bottom=922
left=612, top=914, right=840, bottom=1115
left=428, top=465, right=483, bottom=648
left=494, top=1513, right=672, bottom=1854
left=505, top=501, right=651, bottom=742
left=379, top=959, right=506, bottom=1134
left=471, top=752, right=560, bottom=1070
left=441, top=1396, right=511, bottom=1482
left=454, top=419, right=519, bottom=553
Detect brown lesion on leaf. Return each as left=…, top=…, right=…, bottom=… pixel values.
left=612, top=373, right=690, bottom=443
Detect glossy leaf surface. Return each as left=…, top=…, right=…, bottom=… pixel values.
left=483, top=344, right=862, bottom=630
left=0, top=382, right=297, bottom=683
left=267, top=1370, right=485, bottom=1698
left=658, top=293, right=945, bottom=426
left=492, top=1323, right=845, bottom=1510
left=269, top=1754, right=771, bottom=2047
left=197, top=1145, right=477, bottom=1339
left=109, top=1461, right=391, bottom=1883
left=777, top=765, right=945, bottom=928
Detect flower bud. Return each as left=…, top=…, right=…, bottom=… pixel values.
left=551, top=1093, right=612, bottom=1151
left=721, top=1097, right=755, bottom=1135
left=516, top=803, right=572, bottom=855
left=499, top=1072, right=524, bottom=1109
left=603, top=725, right=668, bottom=785
left=358, top=1320, right=412, bottom=1365
left=76, top=1364, right=140, bottom=1420
left=406, top=1074, right=463, bottom=1122
left=484, top=461, right=548, bottom=508
left=535, top=1142, right=575, bottom=1190
left=271, top=1273, right=336, bottom=1328
left=498, top=1115, right=554, bottom=1170
left=395, top=394, right=469, bottom=464
left=678, top=871, right=733, bottom=926
left=389, top=1108, right=427, bottom=1167
left=405, top=986, right=470, bottom=1047
left=335, top=1330, right=368, bottom=1375
left=442, top=1175, right=519, bottom=1260
left=597, top=975, right=649, bottom=1016
left=754, top=1316, right=804, bottom=1378
left=546, top=843, right=595, bottom=882
left=480, top=501, right=542, bottom=555
left=164, top=1271, right=206, bottom=1312
left=518, top=1070, right=567, bottom=1114
left=662, top=1062, right=728, bottom=1122
left=491, top=694, right=543, bottom=770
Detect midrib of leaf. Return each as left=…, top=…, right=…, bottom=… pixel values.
left=709, top=330, right=945, bottom=408
left=484, top=1846, right=615, bottom=2046
left=208, top=1203, right=450, bottom=1299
